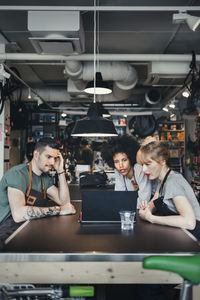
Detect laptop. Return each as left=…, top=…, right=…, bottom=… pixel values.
left=80, top=190, right=138, bottom=224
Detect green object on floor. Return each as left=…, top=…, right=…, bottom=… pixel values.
left=69, top=286, right=94, bottom=297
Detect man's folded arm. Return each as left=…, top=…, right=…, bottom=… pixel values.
left=8, top=187, right=75, bottom=223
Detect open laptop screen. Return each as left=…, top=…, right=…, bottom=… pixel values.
left=81, top=190, right=137, bottom=223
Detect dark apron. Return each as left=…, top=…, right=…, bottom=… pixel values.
left=153, top=169, right=200, bottom=241
left=25, top=162, right=49, bottom=207
left=0, top=163, right=53, bottom=249
left=0, top=216, right=22, bottom=250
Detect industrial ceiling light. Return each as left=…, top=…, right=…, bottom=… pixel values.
left=84, top=1, right=112, bottom=95
left=169, top=103, right=175, bottom=109
left=84, top=72, right=112, bottom=95
left=170, top=113, right=176, bottom=119
left=37, top=97, right=43, bottom=106
left=71, top=102, right=117, bottom=137
left=187, top=15, right=200, bottom=31
left=71, top=0, right=117, bottom=137
left=182, top=90, right=190, bottom=98
left=162, top=107, right=169, bottom=112
left=173, top=12, right=200, bottom=31
left=61, top=111, right=67, bottom=118
left=98, top=103, right=111, bottom=118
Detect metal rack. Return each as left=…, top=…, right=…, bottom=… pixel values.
left=157, top=120, right=185, bottom=174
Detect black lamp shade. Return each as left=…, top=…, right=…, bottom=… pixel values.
left=71, top=102, right=117, bottom=137
left=84, top=72, right=112, bottom=95
left=98, top=103, right=111, bottom=118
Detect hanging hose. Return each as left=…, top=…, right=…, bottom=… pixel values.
left=6, top=66, right=23, bottom=103
left=0, top=83, right=6, bottom=115
left=183, top=51, right=200, bottom=114
left=0, top=66, right=23, bottom=115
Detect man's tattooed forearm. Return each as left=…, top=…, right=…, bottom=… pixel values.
left=25, top=206, right=60, bottom=220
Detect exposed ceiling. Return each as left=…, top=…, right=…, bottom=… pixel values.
left=0, top=0, right=200, bottom=116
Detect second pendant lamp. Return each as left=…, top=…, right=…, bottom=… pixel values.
left=71, top=102, right=117, bottom=137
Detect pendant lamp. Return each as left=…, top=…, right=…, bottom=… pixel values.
left=71, top=0, right=117, bottom=137
left=71, top=102, right=117, bottom=137
left=84, top=72, right=112, bottom=95
left=84, top=1, right=112, bottom=96
left=98, top=102, right=111, bottom=118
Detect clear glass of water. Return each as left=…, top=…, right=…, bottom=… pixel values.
left=119, top=211, right=135, bottom=230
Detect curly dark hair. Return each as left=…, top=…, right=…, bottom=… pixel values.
left=101, top=134, right=139, bottom=168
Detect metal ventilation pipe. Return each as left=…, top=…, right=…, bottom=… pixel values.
left=145, top=88, right=161, bottom=105
left=64, top=61, right=138, bottom=102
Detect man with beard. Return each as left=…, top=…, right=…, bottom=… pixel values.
left=0, top=137, right=75, bottom=246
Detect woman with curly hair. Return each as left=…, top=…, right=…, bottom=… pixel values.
left=101, top=134, right=152, bottom=205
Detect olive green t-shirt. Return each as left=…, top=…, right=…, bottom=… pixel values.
left=0, top=163, right=54, bottom=224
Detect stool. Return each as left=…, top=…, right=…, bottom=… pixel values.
left=143, top=255, right=200, bottom=300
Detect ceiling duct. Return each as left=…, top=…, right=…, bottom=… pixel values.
left=64, top=61, right=138, bottom=102
left=144, top=61, right=191, bottom=87
left=28, top=11, right=85, bottom=55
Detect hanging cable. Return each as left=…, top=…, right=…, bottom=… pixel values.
left=3, top=63, right=53, bottom=110
left=6, top=67, right=22, bottom=103
left=183, top=51, right=200, bottom=114
left=183, top=51, right=198, bottom=94
left=93, top=0, right=97, bottom=103
left=97, top=0, right=100, bottom=73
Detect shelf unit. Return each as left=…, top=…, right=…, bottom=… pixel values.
left=157, top=120, right=185, bottom=174
left=27, top=111, right=59, bottom=142
left=113, top=117, right=127, bottom=135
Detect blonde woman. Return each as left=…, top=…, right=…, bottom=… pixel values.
left=137, top=140, right=200, bottom=240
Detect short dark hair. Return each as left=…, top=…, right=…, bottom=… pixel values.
left=101, top=134, right=139, bottom=168
left=34, top=137, right=59, bottom=152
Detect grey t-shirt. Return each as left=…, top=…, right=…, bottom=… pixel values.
left=0, top=163, right=54, bottom=224
left=160, top=173, right=200, bottom=221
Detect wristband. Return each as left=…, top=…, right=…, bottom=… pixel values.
left=56, top=206, right=61, bottom=215
left=57, top=171, right=65, bottom=176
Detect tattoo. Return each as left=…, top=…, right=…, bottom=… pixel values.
left=25, top=206, right=60, bottom=220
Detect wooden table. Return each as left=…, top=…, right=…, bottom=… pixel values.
left=1, top=185, right=200, bottom=299
left=1, top=201, right=200, bottom=284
